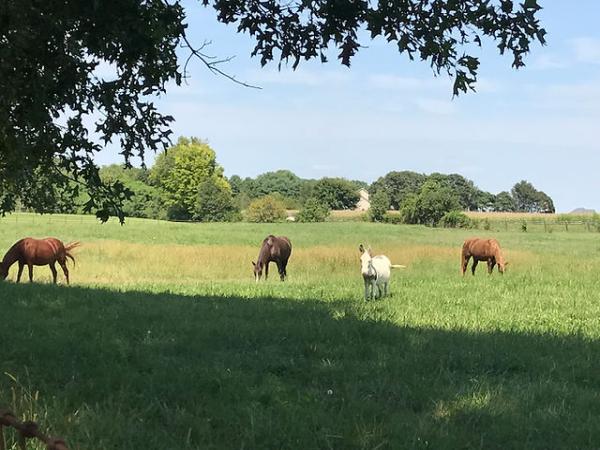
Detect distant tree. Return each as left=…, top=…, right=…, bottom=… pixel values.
left=370, top=171, right=426, bottom=210
left=536, top=191, right=555, bottom=214
left=245, top=195, right=287, bottom=223
left=400, top=180, right=461, bottom=226
left=311, top=178, right=360, bottom=210
left=297, top=198, right=330, bottom=222
left=150, top=137, right=231, bottom=220
left=511, top=180, right=554, bottom=213
left=494, top=191, right=517, bottom=212
left=194, top=179, right=238, bottom=222
left=368, top=191, right=390, bottom=222
left=99, top=164, right=167, bottom=219
left=428, top=173, right=483, bottom=211
left=253, top=170, right=303, bottom=199
left=228, top=175, right=243, bottom=196
left=298, top=179, right=318, bottom=203
left=512, top=180, right=539, bottom=212
left=477, top=191, right=497, bottom=212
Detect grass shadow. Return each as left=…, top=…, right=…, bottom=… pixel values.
left=1, top=282, right=599, bottom=449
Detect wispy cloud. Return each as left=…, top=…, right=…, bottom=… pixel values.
left=368, top=74, right=451, bottom=91
left=414, top=98, right=457, bottom=115
left=571, top=37, right=600, bottom=64
left=244, top=67, right=352, bottom=87
left=530, top=53, right=569, bottom=70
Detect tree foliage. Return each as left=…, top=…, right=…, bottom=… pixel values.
left=368, top=191, right=390, bottom=223
left=310, top=178, right=360, bottom=210
left=151, top=137, right=233, bottom=220
left=511, top=180, right=554, bottom=213
left=245, top=195, right=287, bottom=223
left=400, top=180, right=461, bottom=226
left=253, top=170, right=304, bottom=199
left=370, top=171, right=427, bottom=210
left=296, top=198, right=330, bottom=223
left=195, top=179, right=237, bottom=222
left=494, top=191, right=517, bottom=212
left=439, top=211, right=473, bottom=229
left=1, top=1, right=546, bottom=219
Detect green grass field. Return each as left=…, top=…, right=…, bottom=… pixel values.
left=1, top=214, right=600, bottom=449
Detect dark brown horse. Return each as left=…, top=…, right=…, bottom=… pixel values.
left=252, top=235, right=292, bottom=281
left=461, top=238, right=508, bottom=276
left=0, top=238, right=80, bottom=284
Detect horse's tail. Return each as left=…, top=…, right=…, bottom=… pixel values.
left=64, top=241, right=81, bottom=266
left=390, top=264, right=406, bottom=269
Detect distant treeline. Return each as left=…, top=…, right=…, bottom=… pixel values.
left=24, top=137, right=555, bottom=223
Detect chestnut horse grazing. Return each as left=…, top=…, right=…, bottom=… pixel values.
left=461, top=238, right=508, bottom=276
left=0, top=238, right=80, bottom=284
left=252, top=235, right=292, bottom=282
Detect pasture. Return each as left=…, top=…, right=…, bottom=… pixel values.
left=1, top=214, right=600, bottom=449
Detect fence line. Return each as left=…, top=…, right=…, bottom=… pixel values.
left=0, top=409, right=68, bottom=450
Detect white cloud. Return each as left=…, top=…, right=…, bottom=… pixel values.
left=414, top=98, right=457, bottom=115
left=368, top=74, right=451, bottom=91
left=244, top=67, right=352, bottom=87
left=571, top=37, right=600, bottom=64
left=530, top=54, right=569, bottom=70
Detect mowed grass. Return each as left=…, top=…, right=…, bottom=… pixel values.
left=1, top=214, right=600, bottom=449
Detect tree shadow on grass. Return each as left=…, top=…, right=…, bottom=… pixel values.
left=1, top=283, right=599, bottom=450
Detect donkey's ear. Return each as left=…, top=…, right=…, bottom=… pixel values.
left=367, top=246, right=373, bottom=256
left=252, top=261, right=256, bottom=267
left=359, top=244, right=364, bottom=253
left=505, top=261, right=509, bottom=266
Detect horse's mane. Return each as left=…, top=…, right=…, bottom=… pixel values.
left=1, top=239, right=24, bottom=264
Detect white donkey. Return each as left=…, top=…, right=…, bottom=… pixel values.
left=359, top=244, right=406, bottom=300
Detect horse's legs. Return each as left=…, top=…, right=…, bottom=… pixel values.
left=276, top=261, right=284, bottom=281
left=487, top=258, right=496, bottom=274
left=282, top=261, right=288, bottom=281
left=59, top=260, right=70, bottom=285
left=16, top=262, right=24, bottom=283
left=364, top=279, right=369, bottom=301
left=264, top=262, right=269, bottom=280
left=58, top=260, right=69, bottom=284
left=27, top=264, right=34, bottom=282
left=471, top=259, right=478, bottom=276
left=49, top=263, right=58, bottom=284
left=461, top=254, right=470, bottom=276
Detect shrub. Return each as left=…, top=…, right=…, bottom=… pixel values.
left=194, top=179, right=238, bottom=222
left=368, top=190, right=390, bottom=222
left=440, top=211, right=472, bottom=228
left=297, top=198, right=330, bottom=222
left=482, top=218, right=491, bottom=230
left=383, top=213, right=403, bottom=224
left=399, top=181, right=461, bottom=227
left=245, top=195, right=287, bottom=222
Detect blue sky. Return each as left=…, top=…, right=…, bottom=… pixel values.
left=98, top=1, right=600, bottom=212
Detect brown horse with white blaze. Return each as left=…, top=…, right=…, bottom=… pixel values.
left=461, top=238, right=508, bottom=276
left=252, top=235, right=292, bottom=282
left=0, top=238, right=80, bottom=284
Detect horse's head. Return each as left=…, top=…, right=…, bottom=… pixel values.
left=359, top=244, right=376, bottom=279
left=497, top=260, right=509, bottom=274
left=252, top=261, right=262, bottom=282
